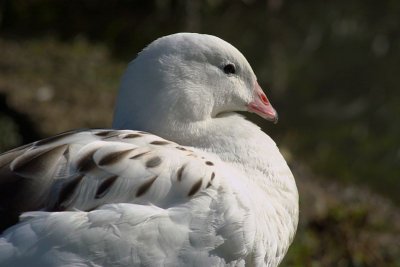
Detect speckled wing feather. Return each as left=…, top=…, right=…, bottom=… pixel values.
left=0, top=129, right=220, bottom=232
left=0, top=130, right=256, bottom=266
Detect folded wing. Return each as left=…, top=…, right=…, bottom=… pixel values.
left=0, top=129, right=220, bottom=232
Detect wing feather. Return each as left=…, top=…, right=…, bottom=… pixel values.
left=0, top=129, right=257, bottom=266
left=0, top=129, right=221, bottom=232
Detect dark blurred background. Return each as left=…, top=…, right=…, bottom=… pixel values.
left=0, top=1, right=399, bottom=266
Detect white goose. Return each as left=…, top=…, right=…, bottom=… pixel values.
left=0, top=33, right=298, bottom=267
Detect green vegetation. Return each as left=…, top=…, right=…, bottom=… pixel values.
left=0, top=38, right=123, bottom=140
left=0, top=1, right=399, bottom=266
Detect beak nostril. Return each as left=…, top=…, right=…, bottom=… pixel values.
left=261, top=94, right=269, bottom=104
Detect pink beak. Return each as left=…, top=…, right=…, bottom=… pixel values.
left=247, top=81, right=278, bottom=124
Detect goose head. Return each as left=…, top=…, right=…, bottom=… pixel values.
left=113, top=33, right=278, bottom=134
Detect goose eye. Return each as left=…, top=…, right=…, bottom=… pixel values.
left=223, top=63, right=236, bottom=74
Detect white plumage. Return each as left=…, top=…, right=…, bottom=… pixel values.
left=0, top=33, right=298, bottom=267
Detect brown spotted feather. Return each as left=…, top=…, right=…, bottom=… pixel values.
left=0, top=129, right=220, bottom=233
left=11, top=145, right=68, bottom=178
left=48, top=173, right=85, bottom=211
left=145, top=156, right=162, bottom=168
left=95, top=175, right=119, bottom=199
left=188, top=179, right=203, bottom=197
left=98, top=149, right=135, bottom=166
left=136, top=175, right=158, bottom=197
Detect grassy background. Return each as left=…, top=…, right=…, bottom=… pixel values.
left=0, top=1, right=399, bottom=266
